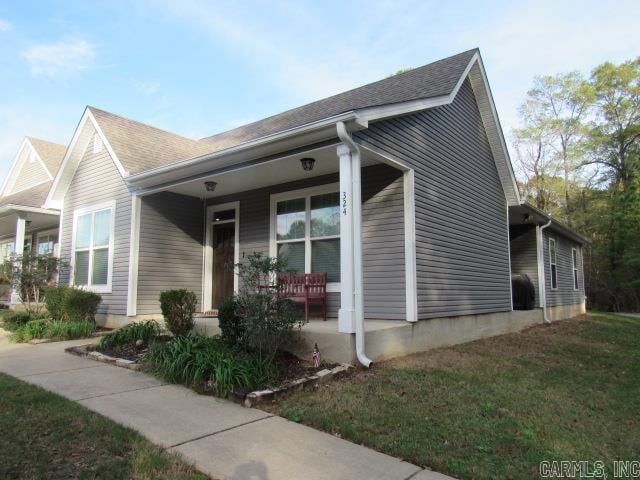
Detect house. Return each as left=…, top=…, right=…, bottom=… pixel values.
left=42, top=48, right=587, bottom=364
left=0, top=137, right=66, bottom=304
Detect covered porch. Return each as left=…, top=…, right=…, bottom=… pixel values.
left=128, top=139, right=418, bottom=339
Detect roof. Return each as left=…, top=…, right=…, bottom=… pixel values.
left=509, top=203, right=589, bottom=244
left=26, top=137, right=66, bottom=177
left=200, top=49, right=478, bottom=151
left=88, top=107, right=214, bottom=175
left=0, top=181, right=53, bottom=210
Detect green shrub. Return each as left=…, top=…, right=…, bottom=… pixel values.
left=10, top=319, right=96, bottom=343
left=144, top=335, right=269, bottom=397
left=65, top=289, right=101, bottom=323
left=9, top=319, right=49, bottom=342
left=99, top=320, right=162, bottom=351
left=1, top=311, right=33, bottom=331
left=159, top=289, right=197, bottom=337
left=44, top=286, right=102, bottom=323
left=218, top=297, right=245, bottom=348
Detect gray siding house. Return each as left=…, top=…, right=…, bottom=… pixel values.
left=0, top=137, right=65, bottom=304
left=44, top=49, right=587, bottom=364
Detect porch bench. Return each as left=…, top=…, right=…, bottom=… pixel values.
left=276, top=272, right=327, bottom=322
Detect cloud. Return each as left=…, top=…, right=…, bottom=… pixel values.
left=0, top=18, right=12, bottom=31
left=135, top=80, right=161, bottom=96
left=21, top=39, right=96, bottom=78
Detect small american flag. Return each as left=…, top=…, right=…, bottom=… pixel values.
left=312, top=343, right=321, bottom=368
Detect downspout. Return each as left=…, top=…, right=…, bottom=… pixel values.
left=538, top=218, right=552, bottom=324
left=336, top=121, right=373, bottom=368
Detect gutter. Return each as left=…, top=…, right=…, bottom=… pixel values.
left=336, top=121, right=373, bottom=368
left=538, top=218, right=552, bottom=324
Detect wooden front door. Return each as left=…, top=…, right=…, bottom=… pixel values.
left=212, top=222, right=235, bottom=309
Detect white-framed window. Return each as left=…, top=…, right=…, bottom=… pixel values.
left=270, top=183, right=341, bottom=291
left=549, top=237, right=558, bottom=289
left=0, top=240, right=15, bottom=262
left=71, top=201, right=115, bottom=293
left=37, top=230, right=59, bottom=256
left=572, top=248, right=579, bottom=290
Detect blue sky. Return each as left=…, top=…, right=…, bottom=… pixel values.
left=0, top=0, right=638, bottom=178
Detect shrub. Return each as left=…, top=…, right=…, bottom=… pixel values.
left=99, top=320, right=162, bottom=351
left=218, top=297, right=244, bottom=348
left=159, top=289, right=197, bottom=337
left=144, top=335, right=269, bottom=397
left=234, top=253, right=304, bottom=364
left=1, top=311, right=33, bottom=331
left=10, top=319, right=96, bottom=343
left=44, top=286, right=102, bottom=323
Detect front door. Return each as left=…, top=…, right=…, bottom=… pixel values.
left=212, top=222, right=235, bottom=309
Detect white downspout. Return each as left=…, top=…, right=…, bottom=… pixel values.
left=336, top=121, right=372, bottom=368
left=538, top=219, right=552, bottom=324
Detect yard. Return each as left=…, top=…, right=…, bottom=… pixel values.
left=0, top=373, right=208, bottom=480
left=267, top=312, right=640, bottom=479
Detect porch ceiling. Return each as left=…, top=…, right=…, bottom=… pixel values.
left=160, top=144, right=379, bottom=199
left=0, top=210, right=59, bottom=238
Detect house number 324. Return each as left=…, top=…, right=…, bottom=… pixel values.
left=342, top=191, right=348, bottom=215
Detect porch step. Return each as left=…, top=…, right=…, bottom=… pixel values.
left=198, top=310, right=218, bottom=318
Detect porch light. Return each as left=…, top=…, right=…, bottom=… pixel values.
left=300, top=157, right=315, bottom=171
left=204, top=181, right=217, bottom=192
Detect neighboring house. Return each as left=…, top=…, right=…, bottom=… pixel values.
left=44, top=48, right=587, bottom=363
left=0, top=137, right=66, bottom=304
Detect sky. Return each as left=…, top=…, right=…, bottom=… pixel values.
left=0, top=0, right=638, bottom=180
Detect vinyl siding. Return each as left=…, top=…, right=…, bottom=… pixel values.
left=205, top=164, right=405, bottom=319
left=9, top=148, right=50, bottom=195
left=509, top=225, right=539, bottom=306
left=59, top=136, right=132, bottom=316
left=137, top=192, right=204, bottom=315
left=354, top=79, right=512, bottom=319
left=543, top=230, right=585, bottom=307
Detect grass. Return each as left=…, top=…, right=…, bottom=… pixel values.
left=0, top=372, right=209, bottom=480
left=9, top=319, right=96, bottom=343
left=266, top=312, right=640, bottom=480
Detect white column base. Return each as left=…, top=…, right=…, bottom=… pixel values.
left=338, top=308, right=355, bottom=333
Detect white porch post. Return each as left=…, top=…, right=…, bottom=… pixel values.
left=337, top=143, right=355, bottom=333
left=11, top=214, right=26, bottom=305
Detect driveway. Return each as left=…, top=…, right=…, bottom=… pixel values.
left=0, top=335, right=452, bottom=480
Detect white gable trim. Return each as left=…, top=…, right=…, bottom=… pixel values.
left=0, top=138, right=54, bottom=197
left=45, top=108, right=128, bottom=209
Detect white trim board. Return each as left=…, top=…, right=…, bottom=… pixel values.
left=126, top=194, right=141, bottom=316
left=203, top=201, right=240, bottom=312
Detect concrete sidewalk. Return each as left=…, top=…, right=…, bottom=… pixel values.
left=0, top=336, right=453, bottom=480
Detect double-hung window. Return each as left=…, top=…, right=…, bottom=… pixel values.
left=37, top=231, right=58, bottom=256
left=572, top=248, right=579, bottom=290
left=549, top=237, right=558, bottom=289
left=72, top=202, right=114, bottom=292
left=271, top=184, right=340, bottom=290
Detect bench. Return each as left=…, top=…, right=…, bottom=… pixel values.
left=277, top=272, right=327, bottom=322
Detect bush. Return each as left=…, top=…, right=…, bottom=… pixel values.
left=45, top=286, right=102, bottom=323
left=1, top=311, right=33, bottom=331
left=99, top=320, right=162, bottom=351
left=234, top=253, right=304, bottom=364
left=10, top=319, right=96, bottom=343
left=144, top=335, right=269, bottom=397
left=159, top=289, right=197, bottom=337
left=218, top=297, right=244, bottom=348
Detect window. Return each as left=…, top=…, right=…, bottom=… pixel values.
left=37, top=232, right=58, bottom=256
left=72, top=202, right=114, bottom=292
left=272, top=185, right=340, bottom=286
left=0, top=241, right=14, bottom=262
left=549, top=238, right=558, bottom=289
left=572, top=248, right=579, bottom=290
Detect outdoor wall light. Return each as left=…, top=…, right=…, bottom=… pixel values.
left=204, top=181, right=217, bottom=192
left=300, top=157, right=315, bottom=171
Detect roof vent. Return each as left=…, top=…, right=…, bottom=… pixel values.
left=93, top=133, right=103, bottom=154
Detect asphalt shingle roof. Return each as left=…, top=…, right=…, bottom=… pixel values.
left=27, top=137, right=66, bottom=177
left=0, top=181, right=52, bottom=209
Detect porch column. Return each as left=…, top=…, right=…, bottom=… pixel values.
left=11, top=214, right=26, bottom=304
left=337, top=143, right=355, bottom=333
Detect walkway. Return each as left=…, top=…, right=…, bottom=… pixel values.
left=0, top=336, right=452, bottom=480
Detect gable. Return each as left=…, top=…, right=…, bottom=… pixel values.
left=1, top=139, right=52, bottom=197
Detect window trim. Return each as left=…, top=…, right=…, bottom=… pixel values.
left=71, top=200, right=116, bottom=293
left=36, top=229, right=59, bottom=256
left=270, top=182, right=341, bottom=292
left=571, top=247, right=579, bottom=290
left=549, top=237, right=558, bottom=290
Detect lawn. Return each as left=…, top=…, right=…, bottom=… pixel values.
left=0, top=373, right=209, bottom=480
left=267, top=312, right=640, bottom=479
